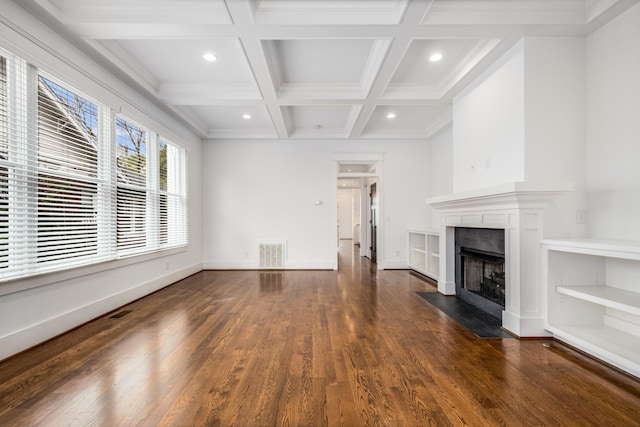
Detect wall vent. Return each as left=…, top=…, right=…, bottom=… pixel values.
left=259, top=241, right=286, bottom=269
left=109, top=309, right=133, bottom=319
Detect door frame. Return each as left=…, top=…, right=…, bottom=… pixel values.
left=332, top=154, right=384, bottom=270
left=369, top=181, right=377, bottom=263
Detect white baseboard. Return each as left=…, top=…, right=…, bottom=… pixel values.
left=285, top=260, right=335, bottom=270
left=0, top=262, right=202, bottom=361
left=203, top=260, right=336, bottom=270
left=203, top=260, right=257, bottom=270
left=502, top=311, right=552, bottom=338
left=382, top=260, right=410, bottom=270
left=437, top=280, right=456, bottom=295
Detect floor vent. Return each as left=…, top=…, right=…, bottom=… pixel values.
left=259, top=241, right=286, bottom=269
left=109, top=309, right=133, bottom=319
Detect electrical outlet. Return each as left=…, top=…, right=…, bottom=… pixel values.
left=576, top=210, right=588, bottom=224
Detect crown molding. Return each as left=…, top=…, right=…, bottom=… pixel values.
left=437, top=38, right=502, bottom=97
left=90, top=39, right=160, bottom=94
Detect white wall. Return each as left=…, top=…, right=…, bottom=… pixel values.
left=523, top=37, right=587, bottom=238
left=338, top=188, right=354, bottom=239
left=353, top=187, right=361, bottom=244
left=202, top=139, right=430, bottom=270
left=0, top=2, right=203, bottom=361
left=452, top=41, right=526, bottom=192
left=451, top=37, right=588, bottom=238
left=428, top=127, right=453, bottom=229
left=586, top=2, right=640, bottom=240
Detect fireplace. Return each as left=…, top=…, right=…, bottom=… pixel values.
left=427, top=182, right=572, bottom=337
left=455, top=228, right=505, bottom=319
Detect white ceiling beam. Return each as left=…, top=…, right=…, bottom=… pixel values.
left=62, top=0, right=232, bottom=25
left=33, top=0, right=64, bottom=20
left=253, top=0, right=410, bottom=25
left=225, top=0, right=289, bottom=138
left=421, top=0, right=586, bottom=25
left=349, top=0, right=435, bottom=139
left=21, top=0, right=634, bottom=141
left=65, top=22, right=552, bottom=40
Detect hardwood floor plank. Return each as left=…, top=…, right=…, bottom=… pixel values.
left=1, top=242, right=639, bottom=426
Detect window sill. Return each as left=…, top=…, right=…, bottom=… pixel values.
left=0, top=245, right=188, bottom=297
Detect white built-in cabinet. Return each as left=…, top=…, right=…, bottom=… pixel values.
left=408, top=230, right=439, bottom=280
left=543, top=238, right=640, bottom=378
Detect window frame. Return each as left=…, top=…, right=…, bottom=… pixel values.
left=0, top=47, right=189, bottom=289
left=35, top=73, right=108, bottom=271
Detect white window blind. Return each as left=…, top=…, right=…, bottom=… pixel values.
left=158, top=138, right=187, bottom=248
left=36, top=75, right=112, bottom=269
left=115, top=120, right=188, bottom=255
left=0, top=55, right=9, bottom=272
left=0, top=52, right=35, bottom=280
left=0, top=46, right=187, bottom=283
left=116, top=117, right=148, bottom=254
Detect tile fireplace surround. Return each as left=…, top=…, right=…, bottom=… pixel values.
left=427, top=182, right=572, bottom=337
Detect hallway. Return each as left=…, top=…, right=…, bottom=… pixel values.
left=0, top=244, right=639, bottom=425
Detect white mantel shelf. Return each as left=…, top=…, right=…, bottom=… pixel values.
left=427, top=182, right=574, bottom=211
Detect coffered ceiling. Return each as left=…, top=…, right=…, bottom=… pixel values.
left=21, top=0, right=638, bottom=140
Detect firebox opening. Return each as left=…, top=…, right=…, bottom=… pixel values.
left=455, top=227, right=506, bottom=320
left=460, top=247, right=505, bottom=308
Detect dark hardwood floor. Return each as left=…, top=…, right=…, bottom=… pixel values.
left=1, top=241, right=639, bottom=426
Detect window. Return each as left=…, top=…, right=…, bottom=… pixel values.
left=0, top=52, right=30, bottom=279
left=115, top=118, right=188, bottom=256
left=0, top=47, right=187, bottom=283
left=158, top=138, right=187, bottom=247
left=116, top=117, right=148, bottom=253
left=37, top=76, right=104, bottom=267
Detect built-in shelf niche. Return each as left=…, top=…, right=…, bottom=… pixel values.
left=543, top=238, right=640, bottom=378
left=408, top=230, right=439, bottom=280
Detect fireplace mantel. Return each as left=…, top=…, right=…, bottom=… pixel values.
left=427, top=182, right=572, bottom=337
left=427, top=182, right=573, bottom=211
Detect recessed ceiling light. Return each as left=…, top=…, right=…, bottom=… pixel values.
left=242, top=114, right=252, bottom=120
left=386, top=113, right=396, bottom=119
left=203, top=52, right=217, bottom=62
left=429, top=53, right=443, bottom=62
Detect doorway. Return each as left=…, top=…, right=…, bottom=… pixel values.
left=334, top=157, right=383, bottom=270
left=337, top=183, right=360, bottom=241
